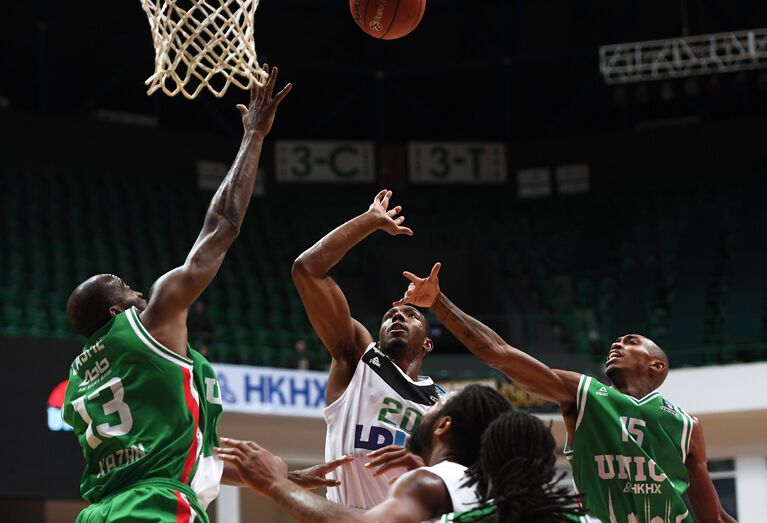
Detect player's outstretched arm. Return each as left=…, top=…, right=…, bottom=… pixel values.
left=396, top=263, right=580, bottom=407
left=140, top=66, right=291, bottom=356
left=215, top=438, right=446, bottom=523
left=292, top=190, right=412, bottom=403
left=221, top=454, right=353, bottom=490
left=686, top=420, right=738, bottom=523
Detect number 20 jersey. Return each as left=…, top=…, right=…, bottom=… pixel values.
left=324, top=344, right=443, bottom=509
left=566, top=376, right=695, bottom=523
left=61, top=307, right=224, bottom=507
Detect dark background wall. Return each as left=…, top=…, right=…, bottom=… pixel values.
left=0, top=337, right=82, bottom=499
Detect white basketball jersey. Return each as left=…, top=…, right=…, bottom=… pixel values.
left=422, top=461, right=479, bottom=514
left=324, top=344, right=443, bottom=509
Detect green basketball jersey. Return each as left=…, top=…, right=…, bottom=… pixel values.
left=566, top=375, right=695, bottom=523
left=61, top=307, right=224, bottom=507
left=438, top=504, right=592, bottom=522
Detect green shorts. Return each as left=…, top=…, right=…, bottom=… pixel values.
left=76, top=478, right=209, bottom=523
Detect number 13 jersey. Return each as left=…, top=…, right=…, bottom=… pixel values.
left=324, top=344, right=443, bottom=509
left=61, top=307, right=224, bottom=508
left=566, top=375, right=695, bottom=523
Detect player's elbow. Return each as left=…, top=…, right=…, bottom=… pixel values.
left=292, top=252, right=322, bottom=281
left=210, top=211, right=241, bottom=242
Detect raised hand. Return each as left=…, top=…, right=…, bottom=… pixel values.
left=215, top=437, right=288, bottom=496
left=365, top=445, right=424, bottom=483
left=394, top=262, right=442, bottom=308
left=237, top=64, right=292, bottom=136
left=367, top=189, right=413, bottom=236
left=288, top=454, right=355, bottom=489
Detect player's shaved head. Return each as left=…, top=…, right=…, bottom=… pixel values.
left=643, top=336, right=669, bottom=388
left=605, top=334, right=670, bottom=392
left=67, top=275, right=145, bottom=338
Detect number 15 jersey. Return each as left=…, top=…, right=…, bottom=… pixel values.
left=61, top=307, right=224, bottom=508
left=566, top=376, right=695, bottom=523
left=324, top=344, right=443, bottom=509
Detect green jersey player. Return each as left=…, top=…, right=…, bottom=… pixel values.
left=397, top=263, right=736, bottom=523
left=61, top=66, right=292, bottom=523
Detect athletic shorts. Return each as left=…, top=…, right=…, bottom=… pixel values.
left=76, top=478, right=209, bottom=523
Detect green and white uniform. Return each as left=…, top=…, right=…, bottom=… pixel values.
left=62, top=307, right=224, bottom=522
left=438, top=504, right=593, bottom=522
left=565, top=376, right=695, bottom=523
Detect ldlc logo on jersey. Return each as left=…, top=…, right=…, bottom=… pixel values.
left=354, top=396, right=423, bottom=451
left=597, top=386, right=609, bottom=396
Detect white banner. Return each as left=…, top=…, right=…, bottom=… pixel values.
left=408, top=142, right=507, bottom=184
left=556, top=164, right=590, bottom=194
left=517, top=167, right=552, bottom=198
left=276, top=141, right=375, bottom=183
left=212, top=364, right=328, bottom=417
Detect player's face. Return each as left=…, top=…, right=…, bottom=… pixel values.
left=605, top=334, right=651, bottom=378
left=406, top=397, right=445, bottom=458
left=378, top=305, right=428, bottom=353
left=111, top=276, right=147, bottom=312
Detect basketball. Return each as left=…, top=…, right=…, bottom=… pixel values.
left=349, top=0, right=426, bottom=40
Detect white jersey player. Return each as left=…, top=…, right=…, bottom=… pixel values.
left=292, top=190, right=443, bottom=509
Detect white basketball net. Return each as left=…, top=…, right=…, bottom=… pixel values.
left=139, top=0, right=269, bottom=99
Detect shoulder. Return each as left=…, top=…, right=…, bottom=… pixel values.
left=389, top=467, right=451, bottom=509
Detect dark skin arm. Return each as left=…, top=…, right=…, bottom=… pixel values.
left=222, top=455, right=354, bottom=490
left=139, top=66, right=291, bottom=356
left=215, top=438, right=449, bottom=523
left=365, top=445, right=424, bottom=481
left=686, top=420, right=737, bottom=523
left=395, top=263, right=581, bottom=417
left=291, top=190, right=412, bottom=404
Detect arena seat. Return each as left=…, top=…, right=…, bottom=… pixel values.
left=1, top=170, right=764, bottom=370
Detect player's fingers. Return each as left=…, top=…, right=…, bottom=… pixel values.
left=372, top=456, right=412, bottom=476
left=402, top=271, right=421, bottom=283
left=216, top=453, right=239, bottom=464
left=392, top=297, right=407, bottom=306
left=398, top=226, right=414, bottom=236
left=381, top=190, right=393, bottom=209
left=374, top=189, right=388, bottom=204
left=366, top=449, right=406, bottom=468
left=219, top=437, right=251, bottom=452
left=253, top=63, right=268, bottom=98
left=267, top=66, right=279, bottom=98
left=319, top=454, right=354, bottom=472
left=367, top=445, right=402, bottom=458
left=429, top=262, right=442, bottom=279
left=313, top=479, right=341, bottom=488
left=394, top=216, right=406, bottom=225
left=213, top=448, right=236, bottom=458
left=247, top=440, right=268, bottom=453
left=214, top=447, right=247, bottom=463
left=365, top=448, right=402, bottom=466
left=236, top=104, right=248, bottom=116
left=273, top=83, right=292, bottom=105
left=387, top=206, right=402, bottom=217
